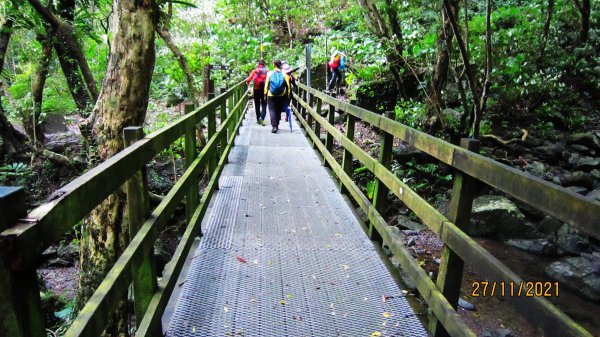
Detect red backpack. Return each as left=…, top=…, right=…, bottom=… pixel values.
left=255, top=67, right=267, bottom=87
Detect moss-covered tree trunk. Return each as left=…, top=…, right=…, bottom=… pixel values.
left=25, top=34, right=52, bottom=144
left=77, top=0, right=156, bottom=335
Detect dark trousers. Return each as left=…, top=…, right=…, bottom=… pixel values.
left=267, top=96, right=286, bottom=127
left=327, top=67, right=341, bottom=90
left=253, top=88, right=267, bottom=121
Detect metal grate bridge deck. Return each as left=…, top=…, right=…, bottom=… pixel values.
left=165, top=105, right=428, bottom=337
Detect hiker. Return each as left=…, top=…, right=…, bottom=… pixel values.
left=264, top=60, right=291, bottom=133
left=327, top=50, right=346, bottom=91
left=282, top=63, right=296, bottom=122
left=245, top=59, right=268, bottom=125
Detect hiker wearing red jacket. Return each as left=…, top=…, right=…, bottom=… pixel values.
left=245, top=59, right=268, bottom=125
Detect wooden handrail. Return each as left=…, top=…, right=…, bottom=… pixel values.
left=293, top=83, right=595, bottom=337
left=298, top=83, right=600, bottom=241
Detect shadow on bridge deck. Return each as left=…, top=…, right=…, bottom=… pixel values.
left=162, top=106, right=428, bottom=337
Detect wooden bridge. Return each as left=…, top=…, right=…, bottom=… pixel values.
left=1, top=78, right=599, bottom=337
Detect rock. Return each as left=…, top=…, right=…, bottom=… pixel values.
left=586, top=189, right=600, bottom=203
left=567, top=132, right=600, bottom=150
left=505, top=238, right=556, bottom=255
left=532, top=143, right=564, bottom=162
left=406, top=237, right=417, bottom=247
left=469, top=195, right=540, bottom=238
left=591, top=169, right=600, bottom=180
left=537, top=216, right=563, bottom=238
left=565, top=186, right=588, bottom=195
left=560, top=171, right=594, bottom=188
left=483, top=329, right=513, bottom=337
left=47, top=258, right=72, bottom=267
left=57, top=243, right=79, bottom=262
left=556, top=224, right=589, bottom=255
left=545, top=254, right=600, bottom=301
left=42, top=246, right=58, bottom=260
left=397, top=215, right=427, bottom=231
left=570, top=144, right=595, bottom=156
left=166, top=93, right=184, bottom=107
left=524, top=161, right=553, bottom=180
left=458, top=298, right=476, bottom=311
left=523, top=135, right=544, bottom=147
left=568, top=153, right=600, bottom=170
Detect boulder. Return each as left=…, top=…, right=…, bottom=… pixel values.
left=524, top=161, right=553, bottom=180
left=569, top=144, right=595, bottom=156
left=545, top=254, right=600, bottom=301
left=565, top=186, right=588, bottom=195
left=556, top=224, right=589, bottom=255
left=568, top=153, right=600, bottom=170
left=397, top=215, right=427, bottom=231
left=532, top=143, right=564, bottom=162
left=57, top=243, right=79, bottom=262
left=469, top=195, right=540, bottom=238
left=537, top=216, right=563, bottom=238
left=586, top=189, right=600, bottom=203
left=567, top=132, right=600, bottom=150
left=483, top=329, right=513, bottom=337
left=560, top=171, right=594, bottom=189
left=505, top=238, right=556, bottom=255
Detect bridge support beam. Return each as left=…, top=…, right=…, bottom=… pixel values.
left=429, top=138, right=480, bottom=337
left=370, top=111, right=394, bottom=242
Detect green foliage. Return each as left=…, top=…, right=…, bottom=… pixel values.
left=391, top=159, right=452, bottom=200
left=0, top=162, right=33, bottom=185
left=394, top=99, right=426, bottom=128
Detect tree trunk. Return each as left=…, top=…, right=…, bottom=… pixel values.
left=539, top=0, right=554, bottom=61
left=573, top=0, right=590, bottom=43
left=0, top=18, right=27, bottom=156
left=428, top=2, right=456, bottom=120
left=51, top=0, right=92, bottom=113
left=27, top=0, right=99, bottom=101
left=155, top=26, right=199, bottom=101
left=25, top=34, right=53, bottom=144
left=78, top=0, right=156, bottom=335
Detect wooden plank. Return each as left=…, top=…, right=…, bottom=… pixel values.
left=431, top=139, right=479, bottom=337
left=0, top=187, right=25, bottom=231
left=0, top=82, right=246, bottom=270
left=135, top=96, right=248, bottom=336
left=370, top=111, right=394, bottom=242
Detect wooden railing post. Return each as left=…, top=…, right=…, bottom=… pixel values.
left=341, top=114, right=356, bottom=195
left=208, top=106, right=217, bottom=176
left=307, top=93, right=314, bottom=134
left=313, top=98, right=322, bottom=150
left=369, top=111, right=394, bottom=242
left=302, top=89, right=309, bottom=121
left=0, top=187, right=45, bottom=337
left=183, top=104, right=200, bottom=222
left=430, top=138, right=480, bottom=337
left=123, top=127, right=158, bottom=329
left=220, top=100, right=228, bottom=164
left=325, top=103, right=335, bottom=153
left=227, top=94, right=235, bottom=140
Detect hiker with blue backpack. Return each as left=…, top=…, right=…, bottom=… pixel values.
left=245, top=59, right=268, bottom=125
left=264, top=60, right=291, bottom=133
left=326, top=50, right=346, bottom=91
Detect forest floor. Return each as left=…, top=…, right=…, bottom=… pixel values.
left=30, top=97, right=600, bottom=337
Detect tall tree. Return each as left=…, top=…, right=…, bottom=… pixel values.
left=572, top=0, right=590, bottom=43
left=357, top=0, right=408, bottom=97
left=25, top=31, right=52, bottom=144
left=78, top=0, right=157, bottom=335
left=26, top=0, right=99, bottom=101
left=0, top=18, right=27, bottom=157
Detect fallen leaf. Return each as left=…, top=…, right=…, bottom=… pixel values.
left=286, top=294, right=294, bottom=299
left=223, top=306, right=229, bottom=313
left=335, top=233, right=342, bottom=237
left=340, top=264, right=350, bottom=271
left=279, top=300, right=286, bottom=305
left=252, top=259, right=258, bottom=264
left=383, top=312, right=393, bottom=318
left=250, top=297, right=256, bottom=303
left=370, top=332, right=382, bottom=337
left=293, top=315, right=303, bottom=321
left=281, top=211, right=288, bottom=215
left=236, top=256, right=248, bottom=264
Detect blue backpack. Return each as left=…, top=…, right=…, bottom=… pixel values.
left=269, top=71, right=287, bottom=96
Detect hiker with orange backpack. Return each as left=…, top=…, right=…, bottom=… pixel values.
left=326, top=50, right=346, bottom=91
left=264, top=60, right=291, bottom=133
left=245, top=59, right=268, bottom=125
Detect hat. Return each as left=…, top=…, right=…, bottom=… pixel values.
left=258, top=59, right=265, bottom=65
left=282, top=64, right=293, bottom=73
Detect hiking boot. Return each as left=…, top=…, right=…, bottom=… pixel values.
left=260, top=120, right=265, bottom=126
left=271, top=126, right=277, bottom=133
